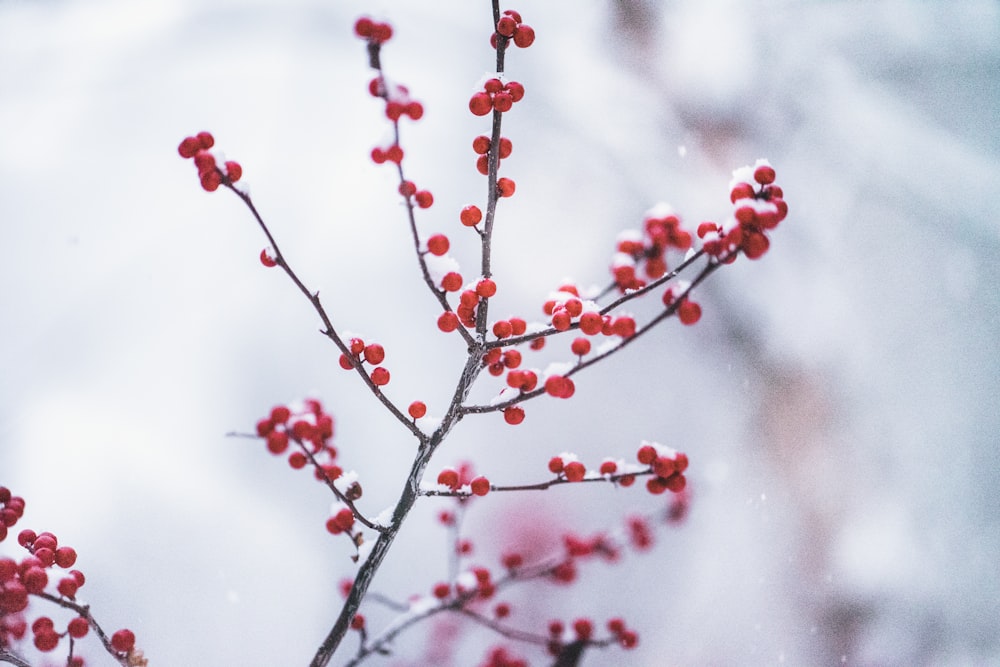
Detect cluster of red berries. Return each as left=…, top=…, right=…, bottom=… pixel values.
left=636, top=442, right=689, bottom=494
left=436, top=465, right=491, bottom=497
left=490, top=9, right=535, bottom=49
left=542, top=283, right=637, bottom=338
left=469, top=77, right=526, bottom=117
left=353, top=17, right=393, bottom=44
left=698, top=160, right=788, bottom=260
left=255, top=400, right=340, bottom=478
left=431, top=564, right=497, bottom=604
left=437, top=278, right=497, bottom=332
left=177, top=131, right=242, bottom=192
left=338, top=337, right=392, bottom=387
left=366, top=78, right=423, bottom=123
left=544, top=616, right=638, bottom=654
left=612, top=205, right=693, bottom=291
left=479, top=645, right=527, bottom=667
left=471, top=134, right=513, bottom=176
left=662, top=282, right=703, bottom=326
left=0, top=487, right=25, bottom=543
left=325, top=505, right=356, bottom=536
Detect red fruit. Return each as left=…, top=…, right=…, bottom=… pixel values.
left=270, top=406, right=291, bottom=424
left=484, top=78, right=503, bottom=94
left=57, top=577, right=78, bottom=598
left=496, top=15, right=517, bottom=37
left=437, top=311, right=459, bottom=332
left=509, top=318, right=527, bottom=335
left=513, top=25, right=535, bottom=48
left=200, top=170, right=222, bottom=192
left=433, top=582, right=451, bottom=599
left=497, top=177, right=516, bottom=197
left=338, top=353, right=354, bottom=370
left=193, top=151, right=216, bottom=175
left=363, top=343, right=385, bottom=365
left=551, top=311, right=571, bottom=331
left=498, top=137, right=513, bottom=158
left=398, top=180, right=417, bottom=197
left=753, top=164, right=776, bottom=185
left=437, top=469, right=459, bottom=490
left=224, top=161, right=242, bottom=182
left=573, top=618, right=594, bottom=640
left=563, top=461, right=586, bottom=482
left=476, top=278, right=497, bottom=298
left=493, top=91, right=513, bottom=112
left=266, top=431, right=289, bottom=455
left=469, top=92, right=493, bottom=116
left=505, top=81, right=525, bottom=102
left=548, top=457, right=564, bottom=474
left=476, top=154, right=490, bottom=175
left=493, top=320, right=513, bottom=338
left=350, top=614, right=366, bottom=630
left=441, top=272, right=463, bottom=292
left=333, top=507, right=355, bottom=531
left=177, top=136, right=201, bottom=158
left=196, top=131, right=214, bottom=149
left=370, top=367, right=390, bottom=386
left=502, top=350, right=522, bottom=369
left=354, top=17, right=374, bottom=38
left=34, top=630, right=59, bottom=652
left=22, top=566, right=47, bottom=593
left=470, top=476, right=490, bottom=496
left=503, top=9, right=523, bottom=23
left=611, top=316, right=636, bottom=338
left=415, top=190, right=434, bottom=208
left=370, top=147, right=386, bottom=164
left=460, top=205, right=483, bottom=226
left=503, top=406, right=525, bottom=425
left=405, top=101, right=424, bottom=120
left=53, top=546, right=77, bottom=568
left=426, top=234, right=449, bottom=256
left=68, top=617, right=89, bottom=639
left=646, top=477, right=669, bottom=495
left=578, top=311, right=603, bottom=335
left=677, top=300, right=702, bottom=325
left=494, top=602, right=511, bottom=618
left=385, top=101, right=404, bottom=121
left=472, top=135, right=491, bottom=154
left=599, top=460, right=618, bottom=475
left=570, top=337, right=591, bottom=356
left=385, top=144, right=404, bottom=164
left=530, top=337, right=546, bottom=351
left=637, top=444, right=658, bottom=465
left=110, top=628, right=136, bottom=653
left=408, top=401, right=426, bottom=419
left=742, top=231, right=770, bottom=259
left=730, top=182, right=755, bottom=203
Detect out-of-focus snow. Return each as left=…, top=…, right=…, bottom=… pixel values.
left=1, top=0, right=998, bottom=665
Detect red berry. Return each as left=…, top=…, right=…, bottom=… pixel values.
left=497, top=177, right=516, bottom=197
left=441, top=272, right=463, bottom=292
left=548, top=456, right=564, bottom=474
left=437, top=311, right=460, bottom=332
left=460, top=205, right=483, bottom=226
left=433, top=582, right=451, bottom=598
left=470, top=476, right=490, bottom=496
left=636, top=444, right=657, bottom=465
left=363, top=343, right=385, bottom=365
left=508, top=318, right=527, bottom=335
left=338, top=353, right=354, bottom=370
left=505, top=81, right=525, bottom=102
left=196, top=131, right=214, bottom=149
left=753, top=164, right=776, bottom=185
left=563, top=461, right=586, bottom=482
left=34, top=630, right=59, bottom=652
left=350, top=614, right=366, bottom=630
left=385, top=144, right=403, bottom=164
left=68, top=617, right=89, bottom=639
left=503, top=9, right=523, bottom=23
left=573, top=618, right=593, bottom=640
left=570, top=338, right=591, bottom=356
left=415, top=190, right=434, bottom=208
left=266, top=431, right=289, bottom=455
left=177, top=136, right=201, bottom=158
left=399, top=180, right=417, bottom=197
left=476, top=154, right=489, bottom=175
left=408, top=401, right=427, bottom=419
left=111, top=628, right=135, bottom=653
left=493, top=91, right=513, bottom=112
left=730, top=182, right=755, bottom=203
left=200, top=170, right=222, bottom=192
left=513, top=25, right=535, bottom=48
left=54, top=546, right=77, bottom=568
left=405, top=101, right=424, bottom=120
left=354, top=17, right=374, bottom=38
left=551, top=311, right=571, bottom=331
left=484, top=78, right=503, bottom=94
left=493, top=320, right=513, bottom=338
left=503, top=406, right=525, bottom=425
left=224, top=161, right=242, bottom=182
left=437, top=469, right=459, bottom=490
left=57, top=577, right=78, bottom=598
left=677, top=300, right=702, bottom=325
left=426, top=234, right=449, bottom=256
left=469, top=92, right=493, bottom=116
left=498, top=137, right=513, bottom=158
left=496, top=15, right=517, bottom=37
left=476, top=278, right=497, bottom=298
left=599, top=460, right=618, bottom=475
left=578, top=311, right=602, bottom=335
left=371, top=367, right=390, bottom=386
left=472, top=135, right=491, bottom=154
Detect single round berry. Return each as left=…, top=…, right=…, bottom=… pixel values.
left=437, top=469, right=459, bottom=490
left=460, top=205, right=483, bottom=227
left=476, top=278, right=497, bottom=298
left=408, top=401, right=427, bottom=419
left=363, top=343, right=385, bottom=365
left=753, top=164, right=776, bottom=185
left=437, top=311, right=460, bottom=332
left=415, top=190, right=434, bottom=208
left=570, top=338, right=591, bottom=356
left=503, top=406, right=525, bottom=425
left=470, top=476, right=491, bottom=496
left=441, top=272, right=463, bottom=292
left=497, top=177, right=516, bottom=197
left=469, top=92, right=493, bottom=116
left=426, top=234, right=449, bottom=256
left=496, top=15, right=517, bottom=37
left=111, top=629, right=136, bottom=653
left=513, top=25, right=535, bottom=48
left=563, top=461, right=586, bottom=482
left=371, top=367, right=390, bottom=386
left=677, top=300, right=702, bottom=325
left=68, top=617, right=89, bottom=639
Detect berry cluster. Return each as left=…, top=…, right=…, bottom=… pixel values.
left=437, top=464, right=491, bottom=497
left=338, top=336, right=392, bottom=387
left=352, top=17, right=393, bottom=45
left=490, top=9, right=536, bottom=49
left=469, top=77, right=526, bottom=117
left=255, top=400, right=339, bottom=477
left=471, top=134, right=513, bottom=176
left=697, top=160, right=788, bottom=260
left=612, top=204, right=693, bottom=292
left=177, top=131, right=242, bottom=192
left=1, top=487, right=141, bottom=664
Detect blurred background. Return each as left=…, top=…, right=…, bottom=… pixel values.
left=2, top=0, right=998, bottom=665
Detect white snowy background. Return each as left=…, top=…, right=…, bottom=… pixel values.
left=2, top=0, right=998, bottom=665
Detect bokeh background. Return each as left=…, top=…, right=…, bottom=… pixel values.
left=2, top=0, right=998, bottom=665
